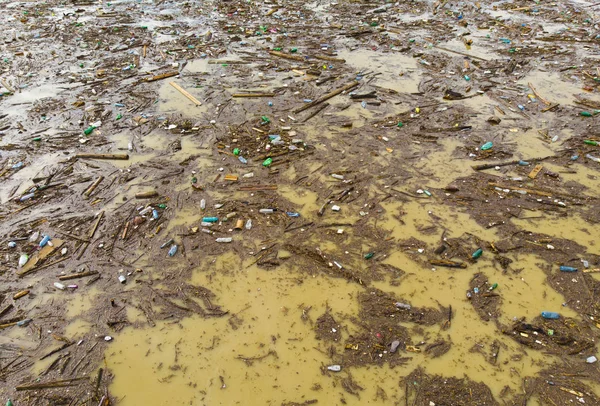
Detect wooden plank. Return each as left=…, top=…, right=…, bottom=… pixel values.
left=169, top=82, right=202, bottom=106
left=528, top=164, right=543, bottom=179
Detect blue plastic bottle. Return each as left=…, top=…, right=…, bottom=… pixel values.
left=39, top=235, right=51, bottom=247
left=559, top=266, right=577, bottom=272
left=168, top=245, right=178, bottom=257
left=541, top=311, right=560, bottom=319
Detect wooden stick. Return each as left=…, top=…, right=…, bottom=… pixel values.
left=1, top=79, right=15, bottom=93
left=54, top=230, right=89, bottom=242
left=232, top=93, right=275, bottom=98
left=16, top=377, right=87, bottom=391
left=207, top=60, right=251, bottom=65
left=293, top=81, right=359, bottom=114
left=0, top=321, right=19, bottom=330
left=12, top=290, right=29, bottom=300
left=238, top=185, right=278, bottom=191
left=144, top=71, right=178, bottom=82
left=169, top=82, right=202, bottom=106
left=135, top=191, right=158, bottom=198
left=19, top=256, right=70, bottom=277
left=302, top=102, right=329, bottom=122
left=76, top=154, right=129, bottom=160
left=432, top=45, right=489, bottom=62
left=313, top=55, right=346, bottom=63
left=83, top=176, right=104, bottom=199
left=268, top=50, right=305, bottom=62
left=0, top=303, right=14, bottom=319
left=89, top=211, right=104, bottom=240
left=527, top=82, right=551, bottom=105
left=59, top=271, right=98, bottom=281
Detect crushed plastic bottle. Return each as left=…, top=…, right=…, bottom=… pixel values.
left=245, top=219, right=252, bottom=230
left=18, top=253, right=28, bottom=267
left=480, top=142, right=493, bottom=151
left=29, top=231, right=40, bottom=242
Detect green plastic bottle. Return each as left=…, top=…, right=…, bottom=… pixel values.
left=6, top=399, right=13, bottom=406
left=364, top=252, right=374, bottom=260
left=472, top=248, right=483, bottom=259
left=83, top=125, right=96, bottom=135
left=262, top=157, right=273, bottom=167
left=488, top=283, right=498, bottom=291
left=584, top=140, right=599, bottom=146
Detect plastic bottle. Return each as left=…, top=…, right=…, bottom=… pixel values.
left=139, top=206, right=152, bottom=215
left=200, top=199, right=206, bottom=210
left=286, top=212, right=300, bottom=217
left=395, top=302, right=411, bottom=310
left=584, top=140, right=599, bottom=146
left=238, top=156, right=248, bottom=164
left=118, top=275, right=126, bottom=283
left=481, top=142, right=493, bottom=151
left=83, top=125, right=96, bottom=135
left=152, top=209, right=159, bottom=220
left=488, top=283, right=498, bottom=291
left=20, top=193, right=35, bottom=202
left=233, top=148, right=240, bottom=155
left=39, top=235, right=51, bottom=247
left=216, top=237, right=232, bottom=243
left=54, top=282, right=66, bottom=290
left=472, top=248, right=483, bottom=259
left=245, top=219, right=252, bottom=230
left=160, top=239, right=173, bottom=249
left=585, top=154, right=600, bottom=163
left=8, top=241, right=16, bottom=248
left=11, top=162, right=23, bottom=170
left=541, top=311, right=560, bottom=319
left=168, top=245, right=178, bottom=256
left=331, top=174, right=344, bottom=180
left=18, top=253, right=28, bottom=267
left=364, top=252, right=374, bottom=259
left=559, top=266, right=577, bottom=272
left=327, top=365, right=341, bottom=372
left=202, top=217, right=219, bottom=223
left=262, top=158, right=273, bottom=167
left=259, top=209, right=274, bottom=214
